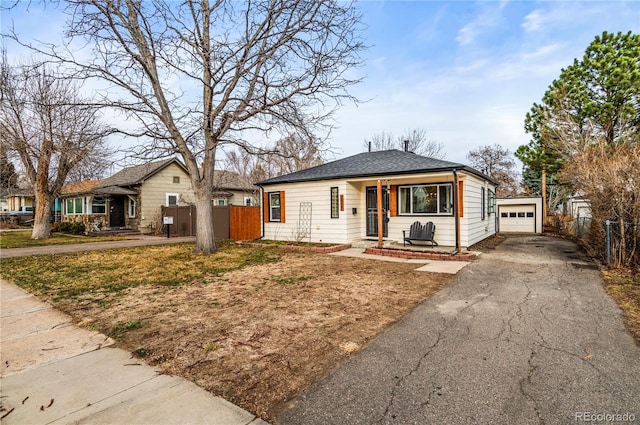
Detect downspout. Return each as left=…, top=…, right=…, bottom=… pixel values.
left=452, top=169, right=460, bottom=255
left=377, top=179, right=383, bottom=248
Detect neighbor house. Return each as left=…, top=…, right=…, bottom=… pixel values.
left=257, top=149, right=498, bottom=249
left=4, top=189, right=34, bottom=211
left=60, top=158, right=195, bottom=233
left=564, top=193, right=591, bottom=219
left=212, top=170, right=260, bottom=207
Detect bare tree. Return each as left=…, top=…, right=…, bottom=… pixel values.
left=0, top=57, right=112, bottom=238
left=225, top=133, right=325, bottom=182
left=467, top=144, right=520, bottom=197
left=9, top=1, right=365, bottom=254
left=363, top=131, right=396, bottom=152
left=561, top=139, right=640, bottom=267
left=270, top=134, right=325, bottom=175
left=363, top=128, right=445, bottom=159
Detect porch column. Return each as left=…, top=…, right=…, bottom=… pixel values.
left=377, top=179, right=383, bottom=248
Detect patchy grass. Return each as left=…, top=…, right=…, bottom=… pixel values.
left=108, top=320, right=143, bottom=340
left=601, top=269, right=640, bottom=344
left=0, top=230, right=128, bottom=249
left=0, top=241, right=282, bottom=301
left=0, top=242, right=453, bottom=422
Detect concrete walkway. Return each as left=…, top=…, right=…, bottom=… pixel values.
left=330, top=247, right=472, bottom=274
left=0, top=278, right=266, bottom=425
left=0, top=235, right=196, bottom=258
left=280, top=235, right=640, bottom=424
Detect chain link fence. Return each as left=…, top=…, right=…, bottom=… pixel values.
left=569, top=217, right=639, bottom=268
left=604, top=220, right=640, bottom=268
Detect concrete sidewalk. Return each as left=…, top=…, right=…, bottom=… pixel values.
left=329, top=247, right=472, bottom=274
left=0, top=279, right=266, bottom=425
left=0, top=235, right=197, bottom=258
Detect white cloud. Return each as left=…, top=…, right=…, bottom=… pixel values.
left=455, top=3, right=506, bottom=46
left=522, top=9, right=545, bottom=33
left=456, top=24, right=477, bottom=46
left=522, top=43, right=563, bottom=60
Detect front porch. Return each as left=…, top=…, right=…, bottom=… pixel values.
left=350, top=238, right=479, bottom=261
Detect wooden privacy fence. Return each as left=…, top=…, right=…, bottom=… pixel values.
left=161, top=205, right=261, bottom=240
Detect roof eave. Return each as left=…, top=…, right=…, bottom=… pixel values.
left=258, top=166, right=499, bottom=186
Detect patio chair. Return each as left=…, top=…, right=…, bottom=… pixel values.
left=403, top=221, right=438, bottom=247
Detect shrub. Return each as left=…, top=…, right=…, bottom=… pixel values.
left=59, top=221, right=85, bottom=235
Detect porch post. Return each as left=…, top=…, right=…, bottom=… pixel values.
left=453, top=170, right=461, bottom=253
left=377, top=179, right=383, bottom=248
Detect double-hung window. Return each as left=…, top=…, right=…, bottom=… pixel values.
left=269, top=192, right=281, bottom=222
left=399, top=184, right=453, bottom=215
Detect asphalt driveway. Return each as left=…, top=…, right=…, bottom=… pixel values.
left=278, top=235, right=640, bottom=424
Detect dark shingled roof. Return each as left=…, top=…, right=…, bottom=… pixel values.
left=258, top=150, right=496, bottom=185
left=96, top=158, right=184, bottom=188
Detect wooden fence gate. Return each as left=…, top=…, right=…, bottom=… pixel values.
left=161, top=205, right=261, bottom=240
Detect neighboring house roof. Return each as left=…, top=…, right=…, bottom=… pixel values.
left=97, top=158, right=186, bottom=188
left=213, top=170, right=259, bottom=192
left=257, top=150, right=497, bottom=185
left=59, top=158, right=188, bottom=197
left=61, top=179, right=106, bottom=196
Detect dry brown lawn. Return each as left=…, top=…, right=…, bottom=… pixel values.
left=58, top=251, right=450, bottom=421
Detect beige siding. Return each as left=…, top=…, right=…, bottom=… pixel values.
left=139, top=163, right=194, bottom=233
left=229, top=191, right=260, bottom=206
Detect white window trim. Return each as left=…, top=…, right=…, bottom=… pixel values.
left=128, top=196, right=137, bottom=218
left=166, top=193, right=179, bottom=207
left=65, top=197, right=85, bottom=215
left=244, top=196, right=252, bottom=206
left=90, top=195, right=106, bottom=215
left=269, top=192, right=281, bottom=222
left=398, top=183, right=453, bottom=216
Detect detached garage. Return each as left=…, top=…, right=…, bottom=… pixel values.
left=497, top=197, right=543, bottom=234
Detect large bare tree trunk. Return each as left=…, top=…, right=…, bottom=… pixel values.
left=32, top=193, right=52, bottom=239
left=193, top=187, right=216, bottom=254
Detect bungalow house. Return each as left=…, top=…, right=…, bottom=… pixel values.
left=257, top=149, right=498, bottom=249
left=4, top=189, right=34, bottom=211
left=212, top=170, right=260, bottom=207
left=60, top=158, right=195, bottom=233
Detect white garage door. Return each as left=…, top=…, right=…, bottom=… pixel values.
left=499, top=204, right=536, bottom=233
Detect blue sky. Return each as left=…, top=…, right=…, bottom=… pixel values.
left=332, top=0, right=640, bottom=164
left=2, top=1, right=639, bottom=167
